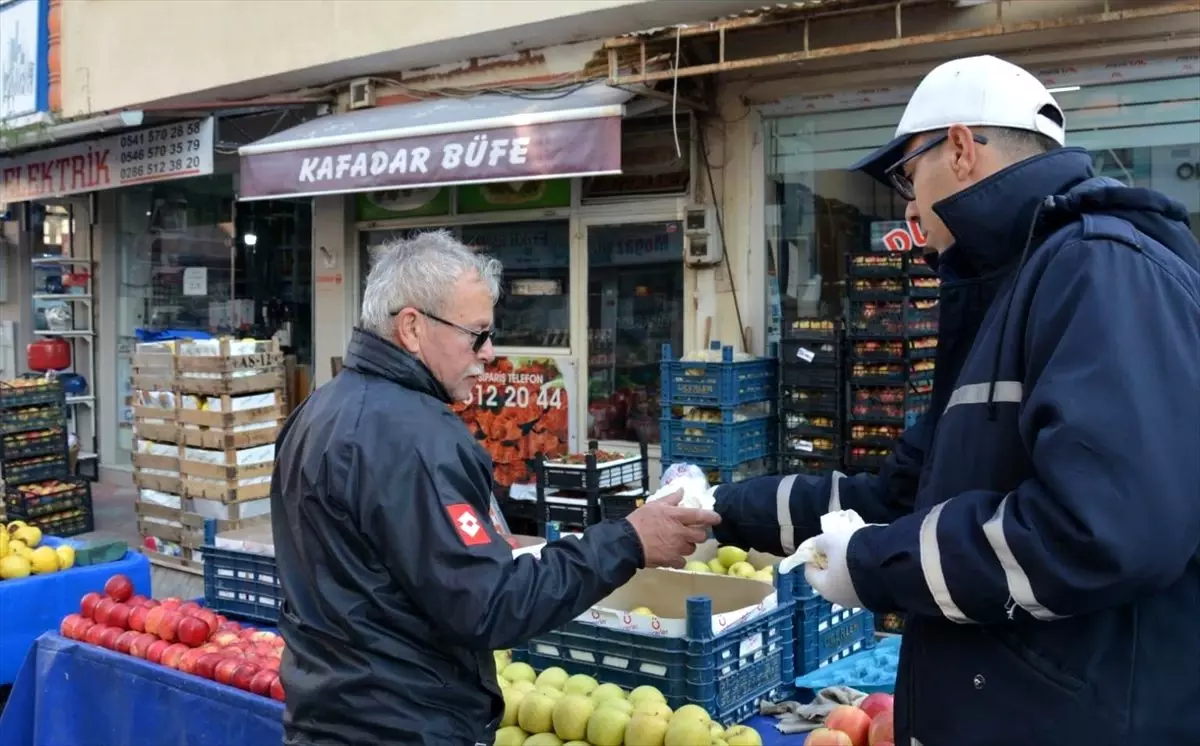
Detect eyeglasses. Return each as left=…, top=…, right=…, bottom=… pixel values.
left=390, top=307, right=493, bottom=353
left=884, top=131, right=989, bottom=201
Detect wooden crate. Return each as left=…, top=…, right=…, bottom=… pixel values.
left=191, top=495, right=272, bottom=522
left=133, top=467, right=182, bottom=495
left=142, top=548, right=205, bottom=575
left=133, top=418, right=178, bottom=444
left=136, top=499, right=205, bottom=574
left=131, top=343, right=178, bottom=393
left=182, top=460, right=273, bottom=503
left=176, top=399, right=283, bottom=430
left=174, top=339, right=284, bottom=396
left=179, top=511, right=271, bottom=549
left=180, top=424, right=279, bottom=450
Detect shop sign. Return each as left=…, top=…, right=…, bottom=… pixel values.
left=239, top=118, right=621, bottom=200
left=451, top=356, right=576, bottom=489
left=0, top=0, right=49, bottom=127
left=0, top=117, right=214, bottom=203
left=873, top=218, right=928, bottom=253
left=588, top=221, right=683, bottom=267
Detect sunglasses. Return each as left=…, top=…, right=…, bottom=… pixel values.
left=390, top=307, right=493, bottom=353
left=884, top=131, right=989, bottom=201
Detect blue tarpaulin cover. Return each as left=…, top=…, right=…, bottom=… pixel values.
left=0, top=543, right=150, bottom=685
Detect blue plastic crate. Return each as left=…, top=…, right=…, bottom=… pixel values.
left=202, top=519, right=281, bottom=624
left=791, top=577, right=876, bottom=677
left=661, top=342, right=776, bottom=407
left=702, top=458, right=775, bottom=485
left=661, top=415, right=774, bottom=467
left=513, top=572, right=797, bottom=726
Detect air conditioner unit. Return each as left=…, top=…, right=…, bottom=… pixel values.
left=683, top=204, right=724, bottom=267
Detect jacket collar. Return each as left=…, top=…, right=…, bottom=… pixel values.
left=343, top=327, right=452, bottom=404
left=931, top=148, right=1095, bottom=278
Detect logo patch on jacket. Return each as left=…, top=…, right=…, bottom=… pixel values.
left=446, top=504, right=490, bottom=546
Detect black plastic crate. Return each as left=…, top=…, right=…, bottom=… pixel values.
left=0, top=379, right=65, bottom=410
left=0, top=404, right=67, bottom=436
left=781, top=385, right=839, bottom=414
left=780, top=339, right=839, bottom=369
left=6, top=478, right=91, bottom=520
left=781, top=431, right=839, bottom=459
left=845, top=443, right=890, bottom=471
left=847, top=276, right=907, bottom=300
left=781, top=410, right=839, bottom=439
left=1, top=428, right=67, bottom=461
left=538, top=450, right=644, bottom=491
left=779, top=364, right=838, bottom=388
left=780, top=454, right=839, bottom=477
left=848, top=423, right=904, bottom=447
left=847, top=253, right=905, bottom=277
left=908, top=339, right=939, bottom=359
left=28, top=504, right=94, bottom=538
left=3, top=454, right=70, bottom=485
left=849, top=340, right=905, bottom=362
left=781, top=320, right=837, bottom=340
left=848, top=361, right=906, bottom=385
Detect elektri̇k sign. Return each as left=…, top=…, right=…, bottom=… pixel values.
left=0, top=0, right=50, bottom=128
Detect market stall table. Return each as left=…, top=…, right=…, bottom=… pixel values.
left=0, top=634, right=810, bottom=746
left=0, top=542, right=150, bottom=685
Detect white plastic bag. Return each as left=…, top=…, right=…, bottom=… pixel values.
left=778, top=509, right=866, bottom=574
left=647, top=463, right=719, bottom=511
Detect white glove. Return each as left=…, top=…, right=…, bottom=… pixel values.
left=803, top=526, right=866, bottom=609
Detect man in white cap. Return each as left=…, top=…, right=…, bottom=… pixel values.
left=715, top=55, right=1200, bottom=744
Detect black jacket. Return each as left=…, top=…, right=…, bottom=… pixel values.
left=271, top=328, right=645, bottom=745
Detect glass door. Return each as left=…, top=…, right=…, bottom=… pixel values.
left=583, top=220, right=685, bottom=446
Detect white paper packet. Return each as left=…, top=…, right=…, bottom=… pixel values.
left=778, top=509, right=866, bottom=574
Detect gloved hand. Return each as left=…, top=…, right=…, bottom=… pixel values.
left=803, top=525, right=867, bottom=608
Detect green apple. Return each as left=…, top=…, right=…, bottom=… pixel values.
left=586, top=705, right=631, bottom=746
left=710, top=721, right=726, bottom=739
left=683, top=560, right=712, bottom=573
left=535, top=666, right=569, bottom=690
left=671, top=703, right=711, bottom=725
left=512, top=680, right=536, bottom=694
left=590, top=682, right=626, bottom=704
left=523, top=734, right=563, bottom=746
left=517, top=692, right=556, bottom=734
left=562, top=674, right=598, bottom=696
left=633, top=700, right=673, bottom=720
left=494, top=725, right=528, bottom=746
left=708, top=558, right=727, bottom=575
left=628, top=684, right=667, bottom=709
left=597, top=697, right=633, bottom=716
left=624, top=712, right=669, bottom=746
left=752, top=569, right=775, bottom=584
left=724, top=724, right=764, bottom=745
left=551, top=694, right=594, bottom=741
left=716, top=546, right=748, bottom=568
left=664, top=717, right=711, bottom=745
left=727, top=561, right=757, bottom=578
left=501, top=687, right=526, bottom=727
left=630, top=605, right=655, bottom=616
left=536, top=686, right=564, bottom=701
left=503, top=661, right=537, bottom=684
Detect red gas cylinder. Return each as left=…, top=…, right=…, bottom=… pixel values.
left=27, top=337, right=72, bottom=372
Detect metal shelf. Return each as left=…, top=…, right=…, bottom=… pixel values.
left=66, top=395, right=95, bottom=405
left=33, top=330, right=94, bottom=338
left=30, top=256, right=95, bottom=266
left=32, top=294, right=92, bottom=302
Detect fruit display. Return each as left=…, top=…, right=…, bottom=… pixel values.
left=808, top=694, right=895, bottom=746
left=681, top=545, right=776, bottom=585
left=0, top=519, right=76, bottom=579
left=491, top=659, right=763, bottom=746
left=58, top=573, right=286, bottom=702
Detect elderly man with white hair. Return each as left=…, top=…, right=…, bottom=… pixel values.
left=269, top=229, right=721, bottom=746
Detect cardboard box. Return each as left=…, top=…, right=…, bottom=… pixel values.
left=577, top=568, right=777, bottom=638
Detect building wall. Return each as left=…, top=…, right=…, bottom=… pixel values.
left=56, top=0, right=768, bottom=117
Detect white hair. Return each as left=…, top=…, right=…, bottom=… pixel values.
left=360, top=229, right=502, bottom=337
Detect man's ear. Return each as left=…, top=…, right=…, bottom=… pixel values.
left=393, top=309, right=422, bottom=354
left=946, top=124, right=980, bottom=182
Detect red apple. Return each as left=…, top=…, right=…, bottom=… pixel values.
left=177, top=616, right=210, bottom=647
left=260, top=656, right=280, bottom=672
left=146, top=639, right=171, bottom=664
left=213, top=658, right=242, bottom=686
left=249, top=669, right=276, bottom=696
left=178, top=601, right=202, bottom=616
left=231, top=663, right=260, bottom=691
left=269, top=636, right=285, bottom=650
left=115, top=630, right=140, bottom=654
left=211, top=631, right=240, bottom=648
left=159, top=597, right=183, bottom=610
left=144, top=606, right=168, bottom=637
left=194, top=610, right=220, bottom=636
left=74, top=618, right=97, bottom=642
left=825, top=705, right=872, bottom=746
left=60, top=614, right=86, bottom=639
left=128, top=594, right=150, bottom=607
left=84, top=624, right=107, bottom=646
left=143, top=598, right=161, bottom=609
left=249, top=631, right=276, bottom=644
left=128, top=606, right=150, bottom=633
left=104, top=574, right=134, bottom=603
left=93, top=598, right=116, bottom=626
left=129, top=633, right=157, bottom=659
left=269, top=676, right=285, bottom=702
left=238, top=627, right=259, bottom=641
left=859, top=693, right=894, bottom=721
left=178, top=648, right=207, bottom=674
left=160, top=643, right=189, bottom=669
left=158, top=611, right=183, bottom=643
left=217, top=620, right=242, bottom=633
left=806, top=729, right=852, bottom=746
left=80, top=592, right=103, bottom=619
left=195, top=653, right=225, bottom=680
left=868, top=711, right=895, bottom=746
left=98, top=626, right=122, bottom=650
left=252, top=643, right=276, bottom=658
left=107, top=603, right=132, bottom=630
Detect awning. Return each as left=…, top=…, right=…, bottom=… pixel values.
left=237, top=84, right=635, bottom=201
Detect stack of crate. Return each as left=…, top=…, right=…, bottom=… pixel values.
left=778, top=318, right=844, bottom=477
left=1, top=378, right=93, bottom=536
left=843, top=222, right=940, bottom=474
left=660, top=341, right=778, bottom=485
left=130, top=338, right=282, bottom=572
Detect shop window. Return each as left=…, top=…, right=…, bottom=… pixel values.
left=585, top=221, right=685, bottom=445
left=359, top=220, right=571, bottom=348
left=583, top=115, right=691, bottom=200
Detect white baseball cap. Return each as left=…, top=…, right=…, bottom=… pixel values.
left=851, top=55, right=1066, bottom=185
